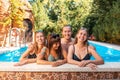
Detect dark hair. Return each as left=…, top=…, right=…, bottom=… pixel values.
left=74, top=27, right=89, bottom=45
left=23, top=19, right=33, bottom=31
left=23, top=19, right=33, bottom=42
left=62, top=25, right=72, bottom=31
left=47, top=33, right=63, bottom=58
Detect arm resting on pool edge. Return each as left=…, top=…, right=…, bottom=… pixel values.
left=88, top=46, right=104, bottom=65
left=36, top=53, right=67, bottom=66
left=14, top=58, right=37, bottom=66
left=67, top=45, right=88, bottom=67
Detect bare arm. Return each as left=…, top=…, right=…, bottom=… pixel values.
left=36, top=48, right=54, bottom=65
left=52, top=49, right=67, bottom=67
left=19, top=43, right=34, bottom=61
left=14, top=43, right=36, bottom=66
left=37, top=54, right=54, bottom=65
left=88, top=46, right=104, bottom=65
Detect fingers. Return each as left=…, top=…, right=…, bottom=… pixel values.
left=14, top=60, right=28, bottom=66
left=14, top=62, right=23, bottom=66
left=86, top=63, right=97, bottom=70
left=78, top=61, right=88, bottom=67
left=52, top=62, right=61, bottom=67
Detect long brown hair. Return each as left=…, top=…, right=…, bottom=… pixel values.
left=47, top=33, right=63, bottom=58
left=74, top=27, right=89, bottom=45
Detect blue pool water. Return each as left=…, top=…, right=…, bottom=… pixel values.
left=0, top=42, right=120, bottom=62
left=0, top=47, right=27, bottom=62
left=89, top=42, right=120, bottom=62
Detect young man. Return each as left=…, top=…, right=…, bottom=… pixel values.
left=61, top=25, right=74, bottom=54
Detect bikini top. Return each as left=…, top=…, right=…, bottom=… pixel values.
left=28, top=47, right=46, bottom=59
left=28, top=53, right=37, bottom=59
left=72, top=45, right=91, bottom=61
left=41, top=48, right=61, bottom=62
left=48, top=54, right=59, bottom=61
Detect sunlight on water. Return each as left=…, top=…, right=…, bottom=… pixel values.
left=0, top=42, right=120, bottom=62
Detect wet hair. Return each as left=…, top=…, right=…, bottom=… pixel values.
left=47, top=33, right=63, bottom=58
left=74, top=27, right=89, bottom=45
left=62, top=25, right=72, bottom=31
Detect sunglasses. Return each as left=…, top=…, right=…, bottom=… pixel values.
left=51, top=34, right=59, bottom=38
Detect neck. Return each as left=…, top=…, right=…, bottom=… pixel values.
left=50, top=48, right=57, bottom=55
left=38, top=44, right=43, bottom=50
left=63, top=38, right=72, bottom=44
left=76, top=42, right=86, bottom=48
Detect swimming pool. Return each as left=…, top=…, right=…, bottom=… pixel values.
left=0, top=46, right=27, bottom=62
left=89, top=42, right=120, bottom=62
left=0, top=42, right=120, bottom=62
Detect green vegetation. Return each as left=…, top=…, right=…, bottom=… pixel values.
left=31, top=0, right=120, bottom=44
left=92, top=0, right=120, bottom=44
left=31, top=0, right=93, bottom=36
left=10, top=0, right=25, bottom=28
left=0, top=0, right=25, bottom=28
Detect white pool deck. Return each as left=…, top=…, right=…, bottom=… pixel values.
left=0, top=62, right=120, bottom=72
left=0, top=41, right=120, bottom=72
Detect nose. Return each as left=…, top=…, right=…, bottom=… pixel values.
left=81, top=34, right=84, bottom=37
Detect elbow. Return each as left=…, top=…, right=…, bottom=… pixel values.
left=36, top=60, right=42, bottom=64
left=97, top=59, right=104, bottom=65
left=67, top=58, right=72, bottom=64
left=101, top=59, right=104, bottom=64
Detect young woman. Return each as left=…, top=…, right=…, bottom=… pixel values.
left=14, top=30, right=46, bottom=66
left=37, top=33, right=67, bottom=67
left=67, top=27, right=104, bottom=69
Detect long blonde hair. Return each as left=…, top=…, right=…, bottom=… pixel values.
left=74, top=27, right=89, bottom=45
left=34, top=30, right=45, bottom=54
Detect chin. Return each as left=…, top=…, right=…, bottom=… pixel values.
left=55, top=48, right=58, bottom=50
left=38, top=43, right=43, bottom=45
left=65, top=37, right=70, bottom=40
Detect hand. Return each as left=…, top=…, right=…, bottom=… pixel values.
left=86, top=63, right=97, bottom=70
left=78, top=60, right=90, bottom=67
left=52, top=60, right=63, bottom=67
left=14, top=60, right=28, bottom=66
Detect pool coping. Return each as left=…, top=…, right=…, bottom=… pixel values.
left=89, top=40, right=120, bottom=50
left=0, top=62, right=120, bottom=72
left=0, top=41, right=120, bottom=72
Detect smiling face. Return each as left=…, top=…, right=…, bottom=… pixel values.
left=77, top=29, right=88, bottom=43
left=62, top=26, right=72, bottom=40
left=52, top=42, right=60, bottom=50
left=35, top=32, right=45, bottom=45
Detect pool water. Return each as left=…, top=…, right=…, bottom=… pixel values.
left=0, top=47, right=27, bottom=62
left=0, top=42, right=120, bottom=62
left=89, top=42, right=120, bottom=62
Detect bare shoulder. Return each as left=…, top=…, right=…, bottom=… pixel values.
left=88, top=45, right=96, bottom=50
left=88, top=45, right=96, bottom=53
left=27, top=42, right=35, bottom=51
left=71, top=38, right=75, bottom=44
left=69, top=45, right=74, bottom=50
left=61, top=38, right=64, bottom=43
